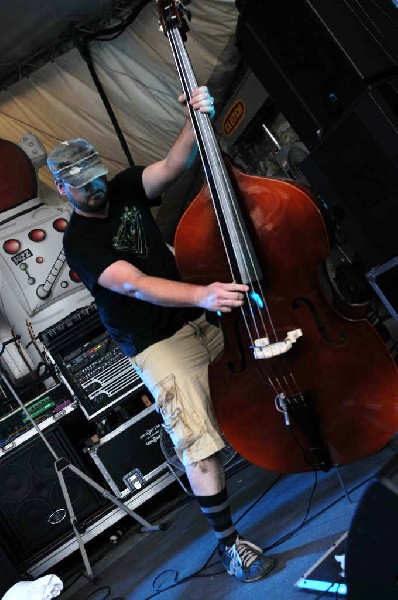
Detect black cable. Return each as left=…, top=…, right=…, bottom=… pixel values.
left=145, top=467, right=376, bottom=597
left=264, top=468, right=318, bottom=552
left=266, top=467, right=376, bottom=557
left=85, top=0, right=152, bottom=42
left=82, top=584, right=125, bottom=600
left=314, top=581, right=334, bottom=600
left=152, top=569, right=178, bottom=590
left=319, top=578, right=346, bottom=599
left=314, top=580, right=344, bottom=600
left=71, top=465, right=375, bottom=600
left=144, top=463, right=334, bottom=597
left=0, top=336, right=21, bottom=357
left=145, top=473, right=283, bottom=598
left=61, top=483, right=197, bottom=595
left=61, top=540, right=119, bottom=593
left=83, top=585, right=111, bottom=600
left=298, top=471, right=374, bottom=531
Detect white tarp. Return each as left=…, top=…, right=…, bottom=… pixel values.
left=0, top=1, right=239, bottom=193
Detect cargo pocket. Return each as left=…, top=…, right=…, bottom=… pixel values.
left=154, top=374, right=204, bottom=452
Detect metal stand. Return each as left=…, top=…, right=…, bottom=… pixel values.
left=1, top=372, right=167, bottom=581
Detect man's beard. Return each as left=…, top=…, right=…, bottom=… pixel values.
left=69, top=190, right=108, bottom=214
left=83, top=193, right=108, bottom=213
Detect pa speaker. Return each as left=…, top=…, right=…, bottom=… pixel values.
left=0, top=423, right=106, bottom=565
left=345, top=452, right=398, bottom=599
left=300, top=78, right=398, bottom=271
left=236, top=0, right=398, bottom=148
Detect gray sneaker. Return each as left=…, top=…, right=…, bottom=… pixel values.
left=220, top=535, right=276, bottom=583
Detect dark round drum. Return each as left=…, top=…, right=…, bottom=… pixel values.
left=0, top=139, right=37, bottom=212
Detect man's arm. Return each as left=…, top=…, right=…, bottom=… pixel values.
left=98, top=260, right=248, bottom=313
left=142, top=86, right=214, bottom=200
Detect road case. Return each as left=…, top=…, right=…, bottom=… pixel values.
left=87, top=405, right=171, bottom=498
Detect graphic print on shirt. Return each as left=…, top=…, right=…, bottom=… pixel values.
left=112, top=206, right=148, bottom=258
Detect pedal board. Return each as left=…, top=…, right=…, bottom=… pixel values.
left=295, top=532, right=347, bottom=595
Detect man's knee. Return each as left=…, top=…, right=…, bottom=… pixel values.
left=188, top=453, right=223, bottom=473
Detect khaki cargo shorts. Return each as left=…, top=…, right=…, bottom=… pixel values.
left=129, top=313, right=226, bottom=466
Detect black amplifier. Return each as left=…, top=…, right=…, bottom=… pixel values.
left=40, top=304, right=144, bottom=420
left=39, top=302, right=100, bottom=353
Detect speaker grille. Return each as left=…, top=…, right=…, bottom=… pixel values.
left=0, top=424, right=105, bottom=563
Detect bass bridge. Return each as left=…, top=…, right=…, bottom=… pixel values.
left=253, top=329, right=302, bottom=359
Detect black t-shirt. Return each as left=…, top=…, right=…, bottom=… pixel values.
left=63, top=166, right=201, bottom=356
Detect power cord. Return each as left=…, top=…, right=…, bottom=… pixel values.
left=314, top=579, right=346, bottom=599
left=84, top=587, right=110, bottom=600
left=145, top=466, right=377, bottom=598
left=264, top=468, right=318, bottom=552
left=83, top=586, right=125, bottom=600
left=145, top=473, right=283, bottom=598
left=61, top=483, right=196, bottom=595
left=68, top=465, right=376, bottom=600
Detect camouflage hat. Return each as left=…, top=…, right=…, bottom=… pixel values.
left=47, top=139, right=108, bottom=188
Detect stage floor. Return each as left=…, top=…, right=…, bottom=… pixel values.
left=52, top=433, right=398, bottom=600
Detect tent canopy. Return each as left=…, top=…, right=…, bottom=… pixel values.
left=0, top=1, right=141, bottom=88
left=0, top=1, right=241, bottom=238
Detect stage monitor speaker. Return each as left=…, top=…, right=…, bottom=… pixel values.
left=300, top=77, right=398, bottom=271
left=0, top=423, right=106, bottom=565
left=345, top=452, right=398, bottom=599
left=235, top=0, right=398, bottom=148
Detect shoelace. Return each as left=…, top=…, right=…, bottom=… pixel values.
left=229, top=538, right=262, bottom=568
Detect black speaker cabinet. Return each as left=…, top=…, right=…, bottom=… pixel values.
left=0, top=423, right=106, bottom=565
left=346, top=452, right=398, bottom=599
left=0, top=535, right=19, bottom=596
left=300, top=78, right=398, bottom=271
left=236, top=0, right=398, bottom=148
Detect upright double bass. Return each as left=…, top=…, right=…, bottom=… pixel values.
left=158, top=1, right=398, bottom=473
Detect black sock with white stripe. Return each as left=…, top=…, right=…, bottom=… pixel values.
left=196, top=487, right=238, bottom=548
